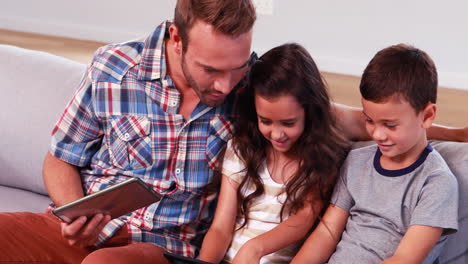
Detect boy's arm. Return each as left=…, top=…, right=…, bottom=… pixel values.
left=381, top=225, right=443, bottom=264
left=198, top=175, right=239, bottom=263
left=332, top=102, right=468, bottom=142
left=232, top=198, right=324, bottom=264
left=290, top=204, right=349, bottom=264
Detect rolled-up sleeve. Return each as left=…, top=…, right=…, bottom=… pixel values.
left=50, top=68, right=103, bottom=167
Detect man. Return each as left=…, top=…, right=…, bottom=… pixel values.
left=0, top=1, right=465, bottom=263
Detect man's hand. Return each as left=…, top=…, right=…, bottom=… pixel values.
left=61, top=213, right=111, bottom=248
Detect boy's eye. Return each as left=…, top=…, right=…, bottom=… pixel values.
left=385, top=123, right=397, bottom=129
left=365, top=118, right=373, bottom=124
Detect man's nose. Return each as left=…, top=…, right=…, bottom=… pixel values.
left=213, top=73, right=234, bottom=95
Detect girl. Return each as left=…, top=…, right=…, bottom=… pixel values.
left=198, top=43, right=349, bottom=264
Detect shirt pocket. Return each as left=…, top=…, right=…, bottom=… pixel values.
left=206, top=116, right=234, bottom=171
left=108, top=116, right=152, bottom=170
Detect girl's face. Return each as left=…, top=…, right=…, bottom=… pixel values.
left=255, top=93, right=305, bottom=153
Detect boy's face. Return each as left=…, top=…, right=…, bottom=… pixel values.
left=361, top=97, right=434, bottom=167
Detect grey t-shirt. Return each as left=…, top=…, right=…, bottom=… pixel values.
left=329, top=144, right=458, bottom=263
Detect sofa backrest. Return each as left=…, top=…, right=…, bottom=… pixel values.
left=0, top=45, right=86, bottom=195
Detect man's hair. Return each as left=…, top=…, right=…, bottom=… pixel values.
left=174, top=0, right=256, bottom=52
left=360, top=43, right=438, bottom=113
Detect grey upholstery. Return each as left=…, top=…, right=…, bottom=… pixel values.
left=0, top=44, right=86, bottom=212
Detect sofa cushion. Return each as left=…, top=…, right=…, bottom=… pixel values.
left=430, top=141, right=468, bottom=264
left=0, top=45, right=86, bottom=195
left=0, top=185, right=51, bottom=213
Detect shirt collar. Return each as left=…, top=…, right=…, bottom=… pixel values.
left=138, top=20, right=172, bottom=81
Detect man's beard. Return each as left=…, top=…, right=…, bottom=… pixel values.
left=181, top=55, right=223, bottom=107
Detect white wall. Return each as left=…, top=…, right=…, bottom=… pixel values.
left=0, top=0, right=174, bottom=43
left=1, top=0, right=467, bottom=90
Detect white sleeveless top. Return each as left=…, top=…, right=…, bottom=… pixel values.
left=222, top=141, right=301, bottom=264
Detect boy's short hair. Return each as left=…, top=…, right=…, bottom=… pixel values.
left=174, top=0, right=256, bottom=52
left=360, top=44, right=438, bottom=113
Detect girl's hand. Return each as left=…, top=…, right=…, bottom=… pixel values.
left=232, top=240, right=263, bottom=264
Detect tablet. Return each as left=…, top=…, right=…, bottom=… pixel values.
left=52, top=177, right=162, bottom=223
left=163, top=251, right=213, bottom=264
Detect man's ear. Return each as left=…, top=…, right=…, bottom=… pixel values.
left=422, top=103, right=437, bottom=129
left=169, top=25, right=183, bottom=55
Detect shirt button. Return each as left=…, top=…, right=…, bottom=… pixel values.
left=124, top=133, right=131, bottom=140
left=175, top=168, right=181, bottom=174
left=171, top=101, right=177, bottom=106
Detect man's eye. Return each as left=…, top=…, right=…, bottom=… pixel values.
left=204, top=68, right=218, bottom=73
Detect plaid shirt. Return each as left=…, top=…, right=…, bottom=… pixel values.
left=50, top=20, right=238, bottom=256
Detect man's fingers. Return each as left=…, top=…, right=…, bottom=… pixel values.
left=61, top=216, right=87, bottom=238
left=60, top=214, right=110, bottom=248
left=80, top=214, right=104, bottom=237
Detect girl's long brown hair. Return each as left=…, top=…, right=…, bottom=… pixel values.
left=232, top=43, right=350, bottom=228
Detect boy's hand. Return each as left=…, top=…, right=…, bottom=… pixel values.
left=61, top=213, right=111, bottom=248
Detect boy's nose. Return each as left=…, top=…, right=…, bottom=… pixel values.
left=372, top=127, right=387, bottom=141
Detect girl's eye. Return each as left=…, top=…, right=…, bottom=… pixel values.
left=282, top=122, right=295, bottom=127
left=260, top=119, right=271, bottom=125
left=385, top=123, right=397, bottom=129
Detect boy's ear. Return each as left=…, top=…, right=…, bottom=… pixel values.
left=422, top=103, right=437, bottom=129
left=169, top=25, right=183, bottom=55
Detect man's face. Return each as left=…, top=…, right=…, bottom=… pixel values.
left=180, top=20, right=252, bottom=107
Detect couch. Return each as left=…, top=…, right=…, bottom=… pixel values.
left=0, top=44, right=466, bottom=263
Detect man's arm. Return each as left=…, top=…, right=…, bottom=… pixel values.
left=43, top=152, right=84, bottom=206
left=427, top=124, right=468, bottom=142
left=332, top=103, right=370, bottom=141
left=291, top=204, right=349, bottom=264
left=43, top=152, right=110, bottom=247
left=380, top=225, right=443, bottom=264
left=332, top=102, right=468, bottom=142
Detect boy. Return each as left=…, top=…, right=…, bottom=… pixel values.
left=291, top=44, right=459, bottom=264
